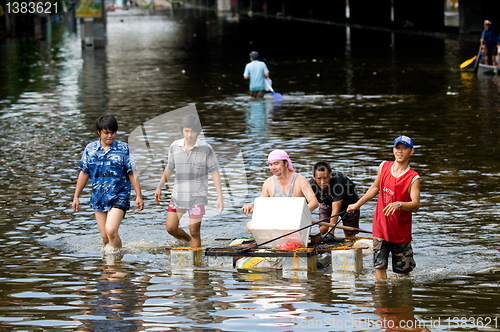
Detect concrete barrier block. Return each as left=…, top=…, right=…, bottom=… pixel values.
left=331, top=248, right=362, bottom=272
left=282, top=269, right=309, bottom=279
left=282, top=253, right=317, bottom=271
left=170, top=249, right=202, bottom=267
left=207, top=255, right=234, bottom=268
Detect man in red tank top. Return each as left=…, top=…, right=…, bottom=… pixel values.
left=347, top=136, right=421, bottom=279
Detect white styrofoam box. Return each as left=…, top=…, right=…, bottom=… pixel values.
left=250, top=197, right=312, bottom=248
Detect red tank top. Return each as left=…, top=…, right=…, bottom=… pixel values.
left=373, top=161, right=419, bottom=243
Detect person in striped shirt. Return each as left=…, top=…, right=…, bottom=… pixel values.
left=155, top=114, right=223, bottom=247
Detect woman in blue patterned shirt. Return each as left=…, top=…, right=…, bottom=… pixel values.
left=72, top=115, right=144, bottom=252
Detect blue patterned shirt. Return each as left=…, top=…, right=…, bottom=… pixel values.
left=78, top=139, right=136, bottom=212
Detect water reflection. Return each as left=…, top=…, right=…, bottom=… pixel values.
left=79, top=49, right=108, bottom=117
left=373, top=280, right=419, bottom=331
left=79, top=258, right=145, bottom=331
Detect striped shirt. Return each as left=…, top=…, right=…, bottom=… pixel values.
left=167, top=138, right=220, bottom=209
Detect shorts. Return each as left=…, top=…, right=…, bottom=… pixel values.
left=373, top=238, right=416, bottom=274
left=167, top=202, right=205, bottom=219
left=486, top=45, right=498, bottom=57
left=319, top=204, right=360, bottom=236
left=249, top=90, right=265, bottom=98
left=112, top=204, right=127, bottom=218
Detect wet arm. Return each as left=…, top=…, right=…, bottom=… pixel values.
left=383, top=178, right=420, bottom=215
left=155, top=167, right=173, bottom=204
left=347, top=163, right=382, bottom=213
left=404, top=178, right=420, bottom=211
left=128, top=170, right=144, bottom=211
left=158, top=167, right=173, bottom=188
left=241, top=178, right=272, bottom=216
left=301, top=179, right=319, bottom=212
left=211, top=170, right=224, bottom=213
left=72, top=171, right=89, bottom=212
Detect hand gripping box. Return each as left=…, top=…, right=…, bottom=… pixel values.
left=250, top=197, right=312, bottom=248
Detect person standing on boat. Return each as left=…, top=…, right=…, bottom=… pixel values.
left=347, top=135, right=420, bottom=279
left=310, top=161, right=360, bottom=239
left=72, top=115, right=144, bottom=252
left=241, top=149, right=318, bottom=231
left=481, top=20, right=498, bottom=66
left=155, top=114, right=224, bottom=248
left=243, top=51, right=270, bottom=98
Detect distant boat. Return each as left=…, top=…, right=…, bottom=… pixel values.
left=478, top=63, right=500, bottom=75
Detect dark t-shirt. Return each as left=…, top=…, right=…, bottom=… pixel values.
left=482, top=25, right=498, bottom=47
left=309, top=171, right=358, bottom=212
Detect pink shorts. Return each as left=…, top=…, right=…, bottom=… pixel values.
left=167, top=202, right=205, bottom=219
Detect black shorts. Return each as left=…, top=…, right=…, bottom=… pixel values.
left=249, top=90, right=265, bottom=98
left=112, top=204, right=127, bottom=218
left=486, top=45, right=498, bottom=57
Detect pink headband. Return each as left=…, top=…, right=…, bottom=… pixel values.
left=268, top=149, right=294, bottom=172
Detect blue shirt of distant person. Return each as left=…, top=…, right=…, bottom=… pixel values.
left=481, top=20, right=498, bottom=66
left=243, top=51, right=269, bottom=98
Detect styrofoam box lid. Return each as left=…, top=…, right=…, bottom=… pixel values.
left=250, top=197, right=312, bottom=247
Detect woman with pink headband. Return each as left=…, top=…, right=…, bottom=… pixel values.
left=241, top=149, right=318, bottom=232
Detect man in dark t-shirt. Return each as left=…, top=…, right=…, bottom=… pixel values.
left=309, top=161, right=360, bottom=237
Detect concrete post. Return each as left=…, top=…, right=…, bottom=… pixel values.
left=79, top=0, right=106, bottom=49
left=217, top=0, right=231, bottom=16
left=83, top=18, right=94, bottom=49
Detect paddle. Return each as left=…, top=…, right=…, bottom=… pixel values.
left=237, top=211, right=347, bottom=252
left=312, top=215, right=343, bottom=247
left=460, top=56, right=476, bottom=69
left=265, top=79, right=283, bottom=100
left=473, top=45, right=483, bottom=75
left=317, top=222, right=372, bottom=234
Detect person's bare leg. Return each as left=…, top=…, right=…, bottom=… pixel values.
left=166, top=211, right=191, bottom=242
left=246, top=220, right=252, bottom=232
left=375, top=268, right=387, bottom=279
left=105, top=208, right=125, bottom=249
left=189, top=218, right=202, bottom=247
left=95, top=211, right=110, bottom=247
left=343, top=230, right=356, bottom=238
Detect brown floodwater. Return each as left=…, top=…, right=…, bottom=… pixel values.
left=0, top=8, right=499, bottom=331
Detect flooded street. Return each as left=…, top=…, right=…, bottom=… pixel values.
left=0, top=8, right=500, bottom=331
